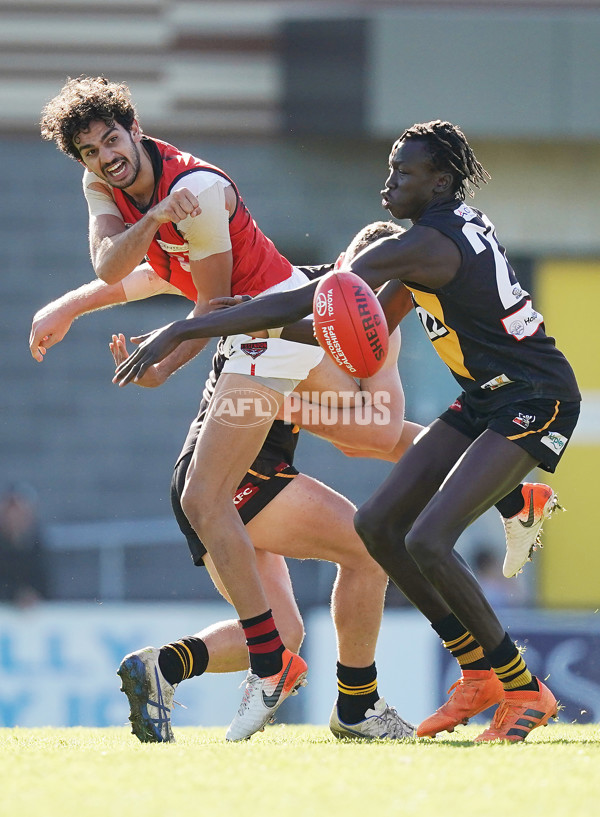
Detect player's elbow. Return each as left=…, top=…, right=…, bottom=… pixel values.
left=364, top=418, right=403, bottom=455
left=95, top=266, right=126, bottom=286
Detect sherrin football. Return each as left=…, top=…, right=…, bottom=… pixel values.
left=313, top=270, right=389, bottom=378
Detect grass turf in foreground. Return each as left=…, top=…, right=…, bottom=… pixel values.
left=1, top=723, right=599, bottom=817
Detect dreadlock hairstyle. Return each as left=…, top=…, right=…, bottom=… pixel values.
left=396, top=120, right=490, bottom=200
left=40, top=76, right=138, bottom=161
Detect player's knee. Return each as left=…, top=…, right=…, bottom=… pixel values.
left=405, top=522, right=443, bottom=573
left=180, top=481, right=218, bottom=537
left=279, top=616, right=305, bottom=654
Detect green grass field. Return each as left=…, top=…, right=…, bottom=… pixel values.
left=2, top=723, right=598, bottom=817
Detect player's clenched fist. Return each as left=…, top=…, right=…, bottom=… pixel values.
left=151, top=187, right=202, bottom=224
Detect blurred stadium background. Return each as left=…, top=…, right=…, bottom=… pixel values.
left=0, top=0, right=599, bottom=729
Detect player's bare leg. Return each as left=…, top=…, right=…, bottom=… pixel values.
left=247, top=473, right=414, bottom=739
left=181, top=373, right=284, bottom=619
left=181, top=372, right=307, bottom=740
left=199, top=550, right=305, bottom=672
left=356, top=420, right=554, bottom=740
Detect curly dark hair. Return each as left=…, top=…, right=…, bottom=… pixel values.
left=395, top=120, right=490, bottom=200
left=40, top=76, right=138, bottom=160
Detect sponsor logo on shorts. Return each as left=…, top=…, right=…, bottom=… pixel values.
left=512, top=413, right=536, bottom=429
left=212, top=387, right=279, bottom=427
left=233, top=482, right=260, bottom=508
left=449, top=398, right=463, bottom=411
left=481, top=374, right=514, bottom=391
left=241, top=341, right=268, bottom=359
left=541, top=431, right=568, bottom=453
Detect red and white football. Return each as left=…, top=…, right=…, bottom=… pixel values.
left=313, top=270, right=389, bottom=378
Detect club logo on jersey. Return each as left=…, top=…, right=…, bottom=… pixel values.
left=502, top=300, right=544, bottom=341
left=415, top=307, right=450, bottom=342
left=512, top=413, right=536, bottom=429
left=241, top=341, right=268, bottom=359
left=541, top=431, right=568, bottom=453
left=481, top=374, right=514, bottom=391
left=233, top=482, right=259, bottom=508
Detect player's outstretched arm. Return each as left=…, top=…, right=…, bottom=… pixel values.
left=29, top=264, right=178, bottom=362
left=29, top=278, right=128, bottom=362
left=376, top=280, right=414, bottom=332
left=209, top=295, right=318, bottom=346
left=113, top=278, right=320, bottom=385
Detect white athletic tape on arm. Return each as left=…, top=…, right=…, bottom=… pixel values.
left=173, top=175, right=232, bottom=261
left=82, top=170, right=123, bottom=218
left=121, top=265, right=183, bottom=301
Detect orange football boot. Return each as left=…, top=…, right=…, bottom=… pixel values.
left=474, top=679, right=558, bottom=743
left=417, top=669, right=504, bottom=738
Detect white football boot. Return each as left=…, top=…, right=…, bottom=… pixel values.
left=118, top=646, right=176, bottom=742
left=329, top=698, right=415, bottom=740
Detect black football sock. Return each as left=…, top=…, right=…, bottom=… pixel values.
left=241, top=609, right=285, bottom=678
left=158, top=635, right=209, bottom=686
left=432, top=613, right=491, bottom=671
left=495, top=484, right=526, bottom=518
left=336, top=662, right=379, bottom=724
left=485, top=632, right=538, bottom=692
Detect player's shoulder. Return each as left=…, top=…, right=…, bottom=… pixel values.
left=171, top=167, right=231, bottom=197
left=82, top=167, right=114, bottom=197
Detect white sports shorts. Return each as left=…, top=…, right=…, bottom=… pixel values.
left=221, top=267, right=324, bottom=393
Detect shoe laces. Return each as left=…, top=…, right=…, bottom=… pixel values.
left=447, top=679, right=462, bottom=696
left=446, top=676, right=476, bottom=700
left=489, top=699, right=511, bottom=730
left=368, top=704, right=414, bottom=738
left=236, top=672, right=260, bottom=716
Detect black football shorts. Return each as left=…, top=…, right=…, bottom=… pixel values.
left=440, top=393, right=580, bottom=473
left=171, top=450, right=298, bottom=566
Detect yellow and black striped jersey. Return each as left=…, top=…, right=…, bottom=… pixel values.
left=406, top=198, right=580, bottom=409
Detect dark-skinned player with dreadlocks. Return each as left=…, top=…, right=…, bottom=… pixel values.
left=115, top=121, right=580, bottom=743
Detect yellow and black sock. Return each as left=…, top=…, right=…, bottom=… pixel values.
left=158, top=636, right=209, bottom=686
left=432, top=613, right=491, bottom=671
left=486, top=632, right=538, bottom=692
left=241, top=609, right=285, bottom=678
left=336, top=662, right=379, bottom=724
